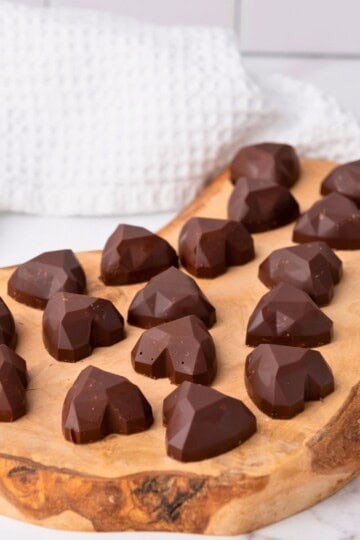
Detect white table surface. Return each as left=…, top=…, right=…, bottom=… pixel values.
left=0, top=211, right=358, bottom=540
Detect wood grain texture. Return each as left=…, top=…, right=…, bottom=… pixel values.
left=0, top=160, right=358, bottom=535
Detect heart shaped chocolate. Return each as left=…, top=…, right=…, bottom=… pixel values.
left=228, top=178, right=300, bottom=233
left=127, top=267, right=216, bottom=329
left=245, top=344, right=334, bottom=419
left=43, top=292, right=125, bottom=361
left=8, top=249, right=86, bottom=309
left=246, top=282, right=333, bottom=348
left=132, top=315, right=216, bottom=385
left=62, top=365, right=153, bottom=444
left=230, top=142, right=300, bottom=188
left=0, top=345, right=28, bottom=422
left=101, top=224, right=178, bottom=285
left=293, top=193, right=360, bottom=249
left=179, top=217, right=254, bottom=278
left=258, top=242, right=342, bottom=306
left=163, top=381, right=256, bottom=462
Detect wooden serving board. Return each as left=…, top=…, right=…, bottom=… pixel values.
left=0, top=160, right=358, bottom=535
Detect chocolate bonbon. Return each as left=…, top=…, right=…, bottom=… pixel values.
left=62, top=365, right=153, bottom=444
left=293, top=193, right=360, bottom=249
left=0, top=298, right=16, bottom=349
left=8, top=250, right=86, bottom=309
left=0, top=344, right=28, bottom=422
left=321, top=160, right=360, bottom=206
left=127, top=267, right=216, bottom=329
left=132, top=315, right=216, bottom=385
left=245, top=344, right=334, bottom=419
left=43, top=292, right=125, bottom=361
left=101, top=224, right=178, bottom=285
left=228, top=178, right=300, bottom=232
left=246, top=282, right=333, bottom=347
left=163, top=381, right=256, bottom=462
left=179, top=217, right=254, bottom=278
left=230, top=142, right=300, bottom=188
left=258, top=242, right=342, bottom=306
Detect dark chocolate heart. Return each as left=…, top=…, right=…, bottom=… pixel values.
left=132, top=315, right=216, bottom=385
left=163, top=381, right=256, bottom=462
left=62, top=365, right=153, bottom=444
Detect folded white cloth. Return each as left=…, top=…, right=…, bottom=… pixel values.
left=1, top=1, right=360, bottom=216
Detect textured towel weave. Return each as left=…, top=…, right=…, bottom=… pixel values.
left=0, top=1, right=359, bottom=216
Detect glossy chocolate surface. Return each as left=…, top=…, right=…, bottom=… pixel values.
left=43, top=292, right=125, bottom=361
left=179, top=217, right=254, bottom=278
left=246, top=282, right=333, bottom=348
left=0, top=344, right=28, bottom=422
left=0, top=298, right=16, bottom=349
left=127, top=267, right=216, bottom=329
left=132, top=315, right=216, bottom=385
left=258, top=242, right=342, bottom=306
left=245, top=344, right=334, bottom=419
left=8, top=250, right=86, bottom=309
left=101, top=224, right=178, bottom=285
left=321, top=160, right=360, bottom=206
left=228, top=178, right=299, bottom=233
left=230, top=142, right=300, bottom=187
left=293, top=193, right=360, bottom=250
left=62, top=365, right=153, bottom=444
left=163, top=381, right=256, bottom=462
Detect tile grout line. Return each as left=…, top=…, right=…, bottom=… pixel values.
left=243, top=50, right=360, bottom=61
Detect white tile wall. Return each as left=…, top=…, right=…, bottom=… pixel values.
left=47, top=0, right=236, bottom=27
left=239, top=0, right=360, bottom=55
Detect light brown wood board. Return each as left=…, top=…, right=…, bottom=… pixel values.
left=0, top=159, right=358, bottom=535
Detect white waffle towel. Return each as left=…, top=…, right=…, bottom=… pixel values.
left=1, top=1, right=360, bottom=216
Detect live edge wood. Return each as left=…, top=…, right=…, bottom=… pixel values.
left=0, top=160, right=358, bottom=535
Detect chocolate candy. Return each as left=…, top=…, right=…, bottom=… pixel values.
left=245, top=344, right=334, bottom=419
left=321, top=160, right=360, bottom=206
left=293, top=193, right=360, bottom=250
left=101, top=224, right=178, bottom=285
left=132, top=315, right=216, bottom=385
left=230, top=142, right=300, bottom=188
left=43, top=292, right=125, bottom=361
left=246, top=282, right=333, bottom=348
left=258, top=242, right=342, bottom=306
left=62, top=365, right=153, bottom=444
left=228, top=178, right=300, bottom=233
left=127, top=267, right=216, bottom=329
left=163, top=381, right=256, bottom=462
left=179, top=217, right=254, bottom=278
left=0, top=298, right=16, bottom=349
left=0, top=344, right=28, bottom=422
left=8, top=250, right=86, bottom=309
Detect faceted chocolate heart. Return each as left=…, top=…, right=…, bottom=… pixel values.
left=179, top=217, right=254, bottom=278
left=258, top=242, right=342, bottom=306
left=127, top=267, right=216, bottom=329
left=293, top=193, right=360, bottom=250
left=321, top=160, right=360, bottom=206
left=100, top=224, right=178, bottom=285
left=228, top=178, right=299, bottom=233
left=43, top=292, right=125, bottom=361
left=0, top=344, right=28, bottom=422
left=245, top=344, right=334, bottom=419
left=0, top=298, right=16, bottom=349
left=8, top=249, right=86, bottom=309
left=230, top=142, right=300, bottom=187
left=246, top=282, right=333, bottom=347
left=163, top=381, right=256, bottom=462
left=132, top=315, right=216, bottom=385
left=62, top=365, right=153, bottom=444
